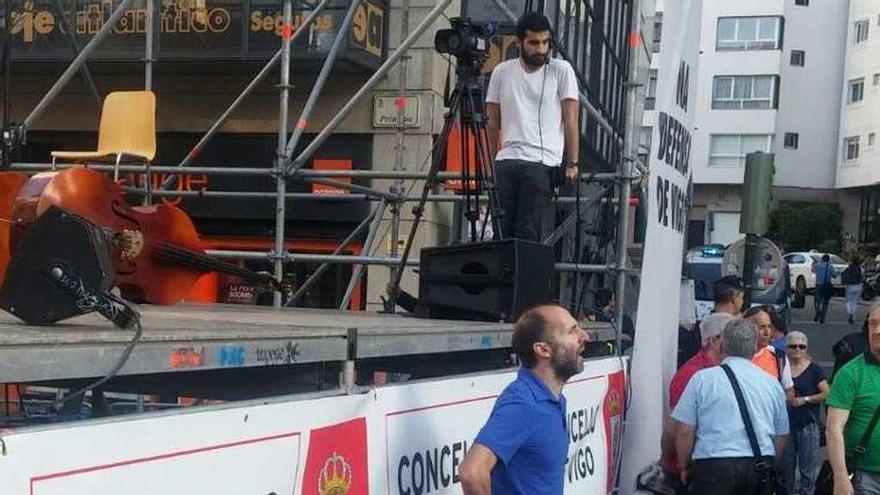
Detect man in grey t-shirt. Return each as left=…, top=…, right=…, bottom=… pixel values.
left=486, top=12, right=581, bottom=242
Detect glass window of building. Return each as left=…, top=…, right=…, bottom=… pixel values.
left=645, top=70, right=658, bottom=110
left=712, top=75, right=777, bottom=109
left=708, top=134, right=773, bottom=167
left=716, top=17, right=782, bottom=51
left=844, top=136, right=861, bottom=161
left=855, top=19, right=870, bottom=44
left=849, top=78, right=865, bottom=104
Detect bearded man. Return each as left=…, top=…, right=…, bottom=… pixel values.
left=459, top=304, right=589, bottom=495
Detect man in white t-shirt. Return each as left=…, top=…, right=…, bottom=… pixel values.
left=486, top=12, right=581, bottom=242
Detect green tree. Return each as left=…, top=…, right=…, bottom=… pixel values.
left=767, top=202, right=843, bottom=253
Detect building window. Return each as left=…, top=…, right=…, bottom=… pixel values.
left=712, top=75, right=777, bottom=109
left=790, top=50, right=805, bottom=66
left=784, top=133, right=799, bottom=149
left=870, top=133, right=877, bottom=146
left=652, top=13, right=663, bottom=53
left=645, top=70, right=657, bottom=110
left=855, top=19, right=870, bottom=44
left=795, top=0, right=808, bottom=5
left=849, top=78, right=865, bottom=104
left=845, top=136, right=860, bottom=161
left=708, top=134, right=773, bottom=167
left=874, top=73, right=880, bottom=86
left=639, top=127, right=653, bottom=154
left=716, top=17, right=783, bottom=51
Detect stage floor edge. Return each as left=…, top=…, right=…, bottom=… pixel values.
left=0, top=304, right=515, bottom=383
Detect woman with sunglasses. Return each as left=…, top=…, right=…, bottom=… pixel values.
left=781, top=331, right=830, bottom=494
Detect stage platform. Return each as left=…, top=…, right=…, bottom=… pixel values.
left=0, top=304, right=524, bottom=384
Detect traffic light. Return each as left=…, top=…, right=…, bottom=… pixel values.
left=740, top=152, right=775, bottom=235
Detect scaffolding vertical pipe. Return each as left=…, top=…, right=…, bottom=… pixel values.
left=389, top=0, right=411, bottom=314
left=144, top=0, right=155, bottom=91
left=23, top=0, right=136, bottom=131
left=143, top=0, right=156, bottom=205
left=283, top=0, right=360, bottom=158
left=2, top=0, right=11, bottom=169
left=160, top=0, right=333, bottom=191
left=273, top=0, right=294, bottom=308
left=340, top=200, right=388, bottom=310
left=285, top=0, right=453, bottom=174
left=615, top=0, right=641, bottom=352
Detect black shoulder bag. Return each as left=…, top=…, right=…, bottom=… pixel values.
left=814, top=402, right=880, bottom=494
left=721, top=364, right=775, bottom=491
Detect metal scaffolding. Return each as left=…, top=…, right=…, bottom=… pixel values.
left=1, top=0, right=645, bottom=343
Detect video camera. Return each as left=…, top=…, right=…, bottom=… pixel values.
left=434, top=17, right=494, bottom=62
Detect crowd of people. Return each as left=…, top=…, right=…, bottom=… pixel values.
left=654, top=275, right=879, bottom=495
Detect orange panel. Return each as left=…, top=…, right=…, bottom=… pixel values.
left=0, top=172, right=29, bottom=285
left=183, top=271, right=220, bottom=303
left=311, top=158, right=352, bottom=195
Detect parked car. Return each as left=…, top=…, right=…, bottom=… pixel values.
left=685, top=244, right=791, bottom=327
left=783, top=251, right=848, bottom=293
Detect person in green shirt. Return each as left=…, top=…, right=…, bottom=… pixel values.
left=827, top=303, right=880, bottom=495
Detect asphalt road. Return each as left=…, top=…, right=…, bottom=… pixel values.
left=789, top=295, right=873, bottom=374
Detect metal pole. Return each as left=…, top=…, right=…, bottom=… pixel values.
left=10, top=162, right=624, bottom=182
left=294, top=176, right=398, bottom=200
left=273, top=0, right=294, bottom=308
left=205, top=248, right=627, bottom=275
left=50, top=0, right=101, bottom=109
left=23, top=0, right=136, bottom=131
left=339, top=200, right=388, bottom=309
left=143, top=0, right=156, bottom=206
left=387, top=0, right=410, bottom=314
left=144, top=0, right=155, bottom=91
left=742, top=234, right=758, bottom=309
left=159, top=0, right=332, bottom=191
left=283, top=0, right=359, bottom=159
left=490, top=0, right=517, bottom=21
left=285, top=0, right=453, bottom=174
left=286, top=204, right=379, bottom=306
left=614, top=0, right=642, bottom=354
left=2, top=0, right=11, bottom=169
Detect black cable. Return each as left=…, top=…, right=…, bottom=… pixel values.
left=54, top=313, right=143, bottom=408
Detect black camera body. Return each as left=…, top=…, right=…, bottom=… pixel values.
left=434, top=17, right=494, bottom=62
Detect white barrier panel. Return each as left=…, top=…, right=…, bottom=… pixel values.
left=0, top=357, right=625, bottom=495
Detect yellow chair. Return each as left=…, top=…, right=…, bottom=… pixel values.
left=51, top=90, right=156, bottom=180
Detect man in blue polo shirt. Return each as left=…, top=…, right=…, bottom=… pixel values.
left=459, top=304, right=588, bottom=494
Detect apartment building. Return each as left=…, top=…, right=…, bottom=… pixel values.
left=644, top=0, right=850, bottom=247
left=838, top=0, right=880, bottom=246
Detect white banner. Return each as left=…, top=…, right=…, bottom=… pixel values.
left=619, top=0, right=702, bottom=493
left=0, top=357, right=625, bottom=495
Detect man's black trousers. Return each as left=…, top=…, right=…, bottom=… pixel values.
left=495, top=159, right=557, bottom=242
left=690, top=457, right=776, bottom=495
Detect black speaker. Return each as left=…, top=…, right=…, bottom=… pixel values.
left=418, top=239, right=555, bottom=322
left=0, top=206, right=127, bottom=326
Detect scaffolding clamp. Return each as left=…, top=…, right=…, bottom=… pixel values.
left=3, top=123, right=25, bottom=149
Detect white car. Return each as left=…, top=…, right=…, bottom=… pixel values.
left=783, top=251, right=848, bottom=292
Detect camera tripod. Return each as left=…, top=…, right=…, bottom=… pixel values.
left=386, top=57, right=504, bottom=306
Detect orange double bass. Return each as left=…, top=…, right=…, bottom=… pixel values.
left=11, top=167, right=280, bottom=305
